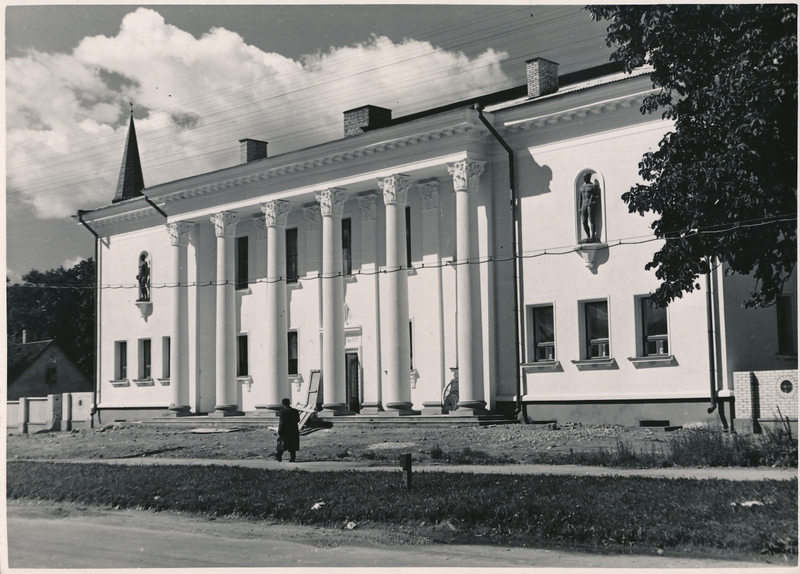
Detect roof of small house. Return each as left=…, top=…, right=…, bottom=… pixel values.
left=7, top=340, right=55, bottom=384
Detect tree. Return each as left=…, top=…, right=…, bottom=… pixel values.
left=7, top=258, right=96, bottom=378
left=588, top=5, right=797, bottom=308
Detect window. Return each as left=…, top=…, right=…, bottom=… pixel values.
left=583, top=300, right=609, bottom=359
left=342, top=218, right=352, bottom=276
left=777, top=295, right=797, bottom=356
left=139, top=339, right=151, bottom=379
left=235, top=236, right=248, bottom=290
left=237, top=334, right=249, bottom=377
left=409, top=320, right=414, bottom=369
left=640, top=297, right=669, bottom=356
left=528, top=305, right=555, bottom=362
left=115, top=341, right=128, bottom=380
left=405, top=205, right=412, bottom=268
left=162, top=337, right=171, bottom=379
left=286, top=228, right=299, bottom=283
left=46, top=364, right=57, bottom=385
left=288, top=331, right=298, bottom=375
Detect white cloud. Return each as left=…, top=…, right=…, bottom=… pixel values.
left=61, top=256, right=84, bottom=269
left=7, top=8, right=513, bottom=220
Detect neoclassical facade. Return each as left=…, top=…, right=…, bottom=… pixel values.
left=77, top=58, right=797, bottom=427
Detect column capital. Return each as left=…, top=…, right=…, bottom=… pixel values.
left=417, top=180, right=440, bottom=210
left=261, top=200, right=292, bottom=227
left=211, top=211, right=239, bottom=237
left=357, top=193, right=377, bottom=221
left=378, top=174, right=411, bottom=205
left=166, top=221, right=193, bottom=246
left=447, top=159, right=485, bottom=192
left=303, top=204, right=321, bottom=230
left=252, top=215, right=267, bottom=240
left=315, top=188, right=347, bottom=216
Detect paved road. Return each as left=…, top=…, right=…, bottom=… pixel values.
left=7, top=501, right=778, bottom=570
left=19, top=457, right=799, bottom=480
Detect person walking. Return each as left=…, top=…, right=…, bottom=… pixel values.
left=276, top=398, right=300, bottom=462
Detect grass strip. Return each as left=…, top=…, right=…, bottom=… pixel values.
left=8, top=461, right=797, bottom=557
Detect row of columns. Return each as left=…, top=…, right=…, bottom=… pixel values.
left=165, top=158, right=487, bottom=416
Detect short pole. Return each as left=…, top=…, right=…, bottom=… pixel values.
left=400, top=453, right=412, bottom=490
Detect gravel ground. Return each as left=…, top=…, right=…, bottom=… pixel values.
left=7, top=421, right=676, bottom=464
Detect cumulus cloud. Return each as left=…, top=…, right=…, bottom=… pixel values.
left=61, top=256, right=85, bottom=269
left=7, top=8, right=512, bottom=220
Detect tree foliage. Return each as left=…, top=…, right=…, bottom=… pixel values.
left=589, top=5, right=797, bottom=308
left=7, top=259, right=95, bottom=378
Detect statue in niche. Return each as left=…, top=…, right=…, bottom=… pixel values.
left=578, top=172, right=600, bottom=243
left=136, top=252, right=150, bottom=301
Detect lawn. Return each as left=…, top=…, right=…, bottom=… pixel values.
left=7, top=461, right=797, bottom=559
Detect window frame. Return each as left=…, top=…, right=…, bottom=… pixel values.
left=288, top=330, right=299, bottom=375
left=286, top=227, right=299, bottom=284
left=639, top=296, right=669, bottom=357
left=527, top=304, right=556, bottom=363
left=115, top=340, right=128, bottom=381
left=583, top=299, right=610, bottom=360
left=138, top=338, right=152, bottom=380
left=342, top=217, right=352, bottom=276
left=237, top=334, right=249, bottom=378
left=777, top=294, right=797, bottom=357
left=405, top=205, right=412, bottom=269
left=235, top=235, right=249, bottom=290
left=162, top=336, right=171, bottom=379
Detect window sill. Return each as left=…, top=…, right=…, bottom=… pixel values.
left=238, top=375, right=253, bottom=392
left=571, top=357, right=618, bottom=371
left=236, top=287, right=252, bottom=295
left=407, top=267, right=417, bottom=276
left=628, top=355, right=678, bottom=368
left=344, top=275, right=357, bottom=283
left=134, top=378, right=155, bottom=387
left=287, top=281, right=302, bottom=290
left=158, top=378, right=170, bottom=386
left=522, top=361, right=563, bottom=373
left=110, top=379, right=130, bottom=387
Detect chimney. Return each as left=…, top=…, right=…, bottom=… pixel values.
left=343, top=105, right=392, bottom=138
left=239, top=139, right=268, bottom=164
left=22, top=330, right=27, bottom=344
left=526, top=58, right=559, bottom=99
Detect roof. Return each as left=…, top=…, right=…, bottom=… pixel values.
left=7, top=340, right=54, bottom=383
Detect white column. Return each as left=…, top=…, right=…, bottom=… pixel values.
left=378, top=174, right=413, bottom=413
left=210, top=211, right=240, bottom=414
left=417, top=181, right=447, bottom=415
left=167, top=221, right=193, bottom=414
left=357, top=193, right=383, bottom=414
left=316, top=188, right=348, bottom=413
left=262, top=200, right=292, bottom=411
left=447, top=159, right=487, bottom=413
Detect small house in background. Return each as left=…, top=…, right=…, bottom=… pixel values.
left=7, top=334, right=92, bottom=401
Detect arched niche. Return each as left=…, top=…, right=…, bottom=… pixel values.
left=574, top=169, right=607, bottom=245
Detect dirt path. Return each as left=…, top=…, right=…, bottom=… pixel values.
left=6, top=500, right=774, bottom=570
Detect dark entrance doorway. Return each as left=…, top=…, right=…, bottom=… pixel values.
left=345, top=352, right=360, bottom=414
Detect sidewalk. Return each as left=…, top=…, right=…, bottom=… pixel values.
left=20, top=457, right=798, bottom=481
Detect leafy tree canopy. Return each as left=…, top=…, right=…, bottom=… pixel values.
left=7, top=258, right=95, bottom=378
left=589, top=4, right=797, bottom=308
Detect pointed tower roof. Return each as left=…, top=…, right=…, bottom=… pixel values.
left=112, top=110, right=145, bottom=203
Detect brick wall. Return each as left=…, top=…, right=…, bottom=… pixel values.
left=526, top=58, right=559, bottom=98
left=734, top=369, right=798, bottom=432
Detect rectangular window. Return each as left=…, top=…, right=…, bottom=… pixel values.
left=777, top=295, right=796, bottom=356
left=286, top=228, right=299, bottom=284
left=342, top=218, right=352, bottom=276
left=46, top=365, right=57, bottom=385
left=405, top=205, right=412, bottom=268
left=235, top=236, right=249, bottom=290
left=584, top=300, right=610, bottom=359
left=529, top=305, right=555, bottom=362
left=162, top=336, right=171, bottom=379
left=409, top=320, right=414, bottom=369
left=288, top=331, right=298, bottom=375
left=116, top=341, right=128, bottom=380
left=641, top=297, right=669, bottom=356
left=138, top=339, right=151, bottom=379
left=237, top=334, right=249, bottom=377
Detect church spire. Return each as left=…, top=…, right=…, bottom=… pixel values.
left=112, top=105, right=145, bottom=203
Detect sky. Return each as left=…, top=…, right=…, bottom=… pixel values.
left=5, top=3, right=616, bottom=283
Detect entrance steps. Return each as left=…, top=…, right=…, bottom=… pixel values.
left=135, top=412, right=519, bottom=429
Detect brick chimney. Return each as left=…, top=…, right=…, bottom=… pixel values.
left=343, top=105, right=392, bottom=138
left=526, top=58, right=559, bottom=99
left=239, top=139, right=268, bottom=164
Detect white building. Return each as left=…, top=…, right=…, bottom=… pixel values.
left=75, top=58, right=797, bottom=429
